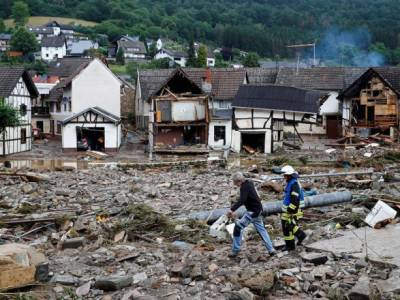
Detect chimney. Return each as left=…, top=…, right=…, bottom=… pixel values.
left=201, top=67, right=212, bottom=93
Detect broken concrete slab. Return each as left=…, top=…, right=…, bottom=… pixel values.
left=300, top=252, right=328, bottom=265
left=0, top=243, right=47, bottom=290
left=94, top=275, right=132, bottom=291
left=307, top=223, right=400, bottom=268
left=347, top=275, right=371, bottom=300
left=377, top=269, right=400, bottom=295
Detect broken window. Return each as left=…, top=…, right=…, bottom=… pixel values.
left=214, top=126, right=226, bottom=143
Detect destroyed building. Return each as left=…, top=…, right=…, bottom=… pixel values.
left=338, top=67, right=400, bottom=138
left=232, top=85, right=323, bottom=153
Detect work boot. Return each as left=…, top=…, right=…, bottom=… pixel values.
left=296, top=231, right=307, bottom=246
left=284, top=240, right=296, bottom=251
left=269, top=250, right=276, bottom=257
left=228, top=252, right=239, bottom=259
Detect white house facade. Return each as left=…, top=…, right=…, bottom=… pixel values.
left=154, top=49, right=187, bottom=67
left=0, top=67, right=39, bottom=156
left=41, top=35, right=67, bottom=61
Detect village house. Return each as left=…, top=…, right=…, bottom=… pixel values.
left=29, top=20, right=75, bottom=42
left=41, top=35, right=67, bottom=61
left=0, top=67, right=39, bottom=156
left=231, top=85, right=323, bottom=154
left=108, top=36, right=147, bottom=60
left=68, top=40, right=99, bottom=57
left=338, top=67, right=400, bottom=138
left=194, top=43, right=216, bottom=67
left=0, top=33, right=12, bottom=52
left=135, top=68, right=248, bottom=151
left=154, top=49, right=188, bottom=67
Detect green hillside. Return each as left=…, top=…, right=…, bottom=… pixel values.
left=4, top=16, right=97, bottom=27
left=2, top=0, right=400, bottom=63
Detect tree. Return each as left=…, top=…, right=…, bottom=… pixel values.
left=116, top=47, right=125, bottom=65
left=242, top=52, right=260, bottom=67
left=10, top=27, right=38, bottom=55
left=197, top=45, right=207, bottom=67
left=0, top=100, right=19, bottom=136
left=12, top=1, right=30, bottom=27
left=187, top=39, right=196, bottom=67
left=0, top=19, right=6, bottom=33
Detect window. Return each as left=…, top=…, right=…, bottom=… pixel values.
left=56, top=121, right=62, bottom=134
left=21, top=129, right=26, bottom=144
left=214, top=126, right=226, bottom=143
left=56, top=102, right=61, bottom=112
left=20, top=104, right=27, bottom=116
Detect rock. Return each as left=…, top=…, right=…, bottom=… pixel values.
left=261, top=181, right=283, bottom=193
left=240, top=270, right=275, bottom=294
left=55, top=189, right=71, bottom=196
left=300, top=252, right=328, bottom=265
left=35, top=262, right=49, bottom=282
left=273, top=238, right=286, bottom=249
left=132, top=272, right=148, bottom=284
left=189, top=264, right=205, bottom=280
left=226, top=287, right=255, bottom=300
left=348, top=275, right=370, bottom=300
left=171, top=241, right=194, bottom=252
left=61, top=237, right=85, bottom=249
left=76, top=281, right=91, bottom=297
left=0, top=243, right=47, bottom=290
left=355, top=258, right=368, bottom=270
left=208, top=263, right=219, bottom=273
left=170, top=263, right=190, bottom=278
left=21, top=184, right=34, bottom=194
left=114, top=231, right=126, bottom=243
left=95, top=275, right=132, bottom=291
left=54, top=274, right=79, bottom=286
left=377, top=270, right=400, bottom=295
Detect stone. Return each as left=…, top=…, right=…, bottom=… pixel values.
left=62, top=237, right=85, bottom=249
left=189, top=264, right=204, bottom=280
left=226, top=287, right=255, bottom=300
left=21, top=184, right=34, bottom=194
left=114, top=231, right=126, bottom=243
left=0, top=243, right=47, bottom=290
left=94, top=275, right=132, bottom=291
left=55, top=189, right=71, bottom=196
left=355, top=258, right=368, bottom=270
left=300, top=252, right=328, bottom=265
left=240, top=270, right=275, bottom=294
left=76, top=281, right=91, bottom=297
left=170, top=263, right=190, bottom=278
left=54, top=274, right=79, bottom=286
left=377, top=270, right=400, bottom=295
left=132, top=272, right=148, bottom=284
left=35, top=262, right=49, bottom=282
left=348, top=275, right=370, bottom=300
left=208, top=263, right=219, bottom=273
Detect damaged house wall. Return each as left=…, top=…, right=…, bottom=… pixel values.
left=232, top=85, right=322, bottom=154
left=339, top=67, right=400, bottom=137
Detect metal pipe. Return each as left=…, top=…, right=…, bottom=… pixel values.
left=255, top=170, right=376, bottom=182
left=187, top=191, right=353, bottom=223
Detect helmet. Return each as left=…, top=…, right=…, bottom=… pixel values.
left=281, top=165, right=297, bottom=176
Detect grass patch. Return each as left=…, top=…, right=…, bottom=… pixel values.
left=109, top=64, right=127, bottom=75
left=5, top=16, right=98, bottom=28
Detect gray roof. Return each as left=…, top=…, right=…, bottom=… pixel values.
left=117, top=39, right=146, bottom=54
left=246, top=68, right=278, bottom=85
left=232, top=85, right=324, bottom=114
left=29, top=26, right=54, bottom=35
left=62, top=106, right=120, bottom=125
left=0, top=33, right=12, bottom=40
left=0, top=66, right=39, bottom=98
left=48, top=57, right=91, bottom=78
left=275, top=67, right=366, bottom=91
left=160, top=48, right=188, bottom=58
left=41, top=35, right=66, bottom=48
left=138, top=68, right=247, bottom=101
left=69, top=40, right=97, bottom=55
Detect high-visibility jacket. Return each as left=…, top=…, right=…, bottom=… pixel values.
left=281, top=177, right=304, bottom=220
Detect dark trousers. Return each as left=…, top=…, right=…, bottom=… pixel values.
left=281, top=215, right=306, bottom=250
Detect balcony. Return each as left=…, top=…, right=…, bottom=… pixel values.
left=32, top=106, right=50, bottom=117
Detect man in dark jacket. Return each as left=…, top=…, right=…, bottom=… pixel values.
left=227, top=172, right=276, bottom=257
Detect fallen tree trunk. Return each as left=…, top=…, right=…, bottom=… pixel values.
left=187, top=191, right=352, bottom=224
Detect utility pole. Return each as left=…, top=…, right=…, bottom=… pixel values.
left=287, top=42, right=317, bottom=67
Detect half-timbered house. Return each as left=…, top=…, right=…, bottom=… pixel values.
left=231, top=85, right=324, bottom=153
left=0, top=67, right=39, bottom=156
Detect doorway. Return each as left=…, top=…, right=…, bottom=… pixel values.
left=76, top=127, right=105, bottom=151
left=241, top=132, right=265, bottom=153
left=36, top=121, right=44, bottom=133
left=326, top=115, right=341, bottom=139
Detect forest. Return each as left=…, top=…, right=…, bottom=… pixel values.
left=2, top=0, right=400, bottom=63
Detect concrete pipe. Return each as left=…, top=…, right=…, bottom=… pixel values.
left=187, top=191, right=352, bottom=224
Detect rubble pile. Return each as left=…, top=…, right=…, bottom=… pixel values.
left=0, top=151, right=399, bottom=299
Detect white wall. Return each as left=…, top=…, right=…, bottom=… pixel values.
left=71, top=59, right=121, bottom=116
left=62, top=123, right=121, bottom=150
left=207, top=58, right=215, bottom=67
left=41, top=45, right=66, bottom=61
left=342, top=98, right=352, bottom=135
left=208, top=120, right=232, bottom=149
left=320, top=92, right=339, bottom=115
